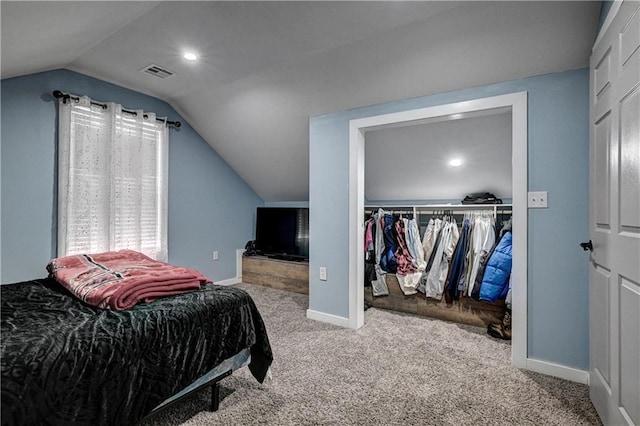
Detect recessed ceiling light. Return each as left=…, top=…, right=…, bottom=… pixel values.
left=449, top=158, right=463, bottom=167
left=183, top=52, right=198, bottom=61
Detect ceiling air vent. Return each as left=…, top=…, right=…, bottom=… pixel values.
left=140, top=64, right=174, bottom=79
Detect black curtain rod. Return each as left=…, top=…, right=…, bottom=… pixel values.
left=52, top=90, right=181, bottom=128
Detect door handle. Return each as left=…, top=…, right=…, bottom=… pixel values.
left=580, top=240, right=593, bottom=252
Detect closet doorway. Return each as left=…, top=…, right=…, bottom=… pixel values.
left=348, top=92, right=528, bottom=367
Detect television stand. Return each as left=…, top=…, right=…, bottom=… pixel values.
left=242, top=255, right=308, bottom=295
left=266, top=254, right=306, bottom=262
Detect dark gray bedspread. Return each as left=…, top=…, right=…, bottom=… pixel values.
left=1, top=278, right=273, bottom=425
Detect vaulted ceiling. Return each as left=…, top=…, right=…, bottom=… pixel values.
left=1, top=1, right=601, bottom=201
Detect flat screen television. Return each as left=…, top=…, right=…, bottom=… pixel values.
left=255, top=207, right=309, bottom=261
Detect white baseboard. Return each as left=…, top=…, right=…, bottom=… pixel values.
left=526, top=357, right=589, bottom=384
left=215, top=277, right=241, bottom=286
left=306, top=309, right=350, bottom=328
left=214, top=248, right=247, bottom=287
left=236, top=249, right=245, bottom=279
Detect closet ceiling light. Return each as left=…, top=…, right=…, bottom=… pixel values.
left=183, top=52, right=198, bottom=61
left=449, top=158, right=463, bottom=167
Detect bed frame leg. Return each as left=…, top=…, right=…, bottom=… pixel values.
left=144, top=369, right=233, bottom=421
left=211, top=382, right=220, bottom=411
left=210, top=369, right=232, bottom=412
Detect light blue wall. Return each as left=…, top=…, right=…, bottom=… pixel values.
left=309, top=68, right=590, bottom=370
left=1, top=69, right=264, bottom=283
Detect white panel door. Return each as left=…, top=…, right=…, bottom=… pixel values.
left=589, top=2, right=640, bottom=425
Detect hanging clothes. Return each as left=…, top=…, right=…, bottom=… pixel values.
left=498, top=217, right=513, bottom=237
left=422, top=218, right=442, bottom=267
left=403, top=218, right=416, bottom=268
left=424, top=219, right=444, bottom=272
left=379, top=213, right=398, bottom=273
left=466, top=215, right=495, bottom=297
left=394, top=219, right=415, bottom=275
left=394, top=219, right=421, bottom=295
left=374, top=210, right=385, bottom=266
left=424, top=218, right=459, bottom=300
left=364, top=217, right=378, bottom=290
left=470, top=241, right=496, bottom=301
left=471, top=216, right=512, bottom=300
left=365, top=206, right=510, bottom=306
left=479, top=231, right=512, bottom=302
left=369, top=209, right=389, bottom=297
left=406, top=218, right=426, bottom=271
left=456, top=236, right=472, bottom=295
left=364, top=218, right=374, bottom=253
left=417, top=218, right=441, bottom=295
left=445, top=218, right=471, bottom=302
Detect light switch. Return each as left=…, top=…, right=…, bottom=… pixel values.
left=528, top=191, right=548, bottom=208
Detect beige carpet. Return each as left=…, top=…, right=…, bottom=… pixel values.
left=143, top=283, right=601, bottom=425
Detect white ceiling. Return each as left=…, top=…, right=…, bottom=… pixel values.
left=1, top=1, right=601, bottom=202
left=366, top=111, right=512, bottom=202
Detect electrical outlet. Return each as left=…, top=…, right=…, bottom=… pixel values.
left=319, top=267, right=327, bottom=281
left=213, top=251, right=219, bottom=261
left=528, top=191, right=548, bottom=208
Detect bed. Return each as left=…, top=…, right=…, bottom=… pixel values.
left=0, top=277, right=273, bottom=425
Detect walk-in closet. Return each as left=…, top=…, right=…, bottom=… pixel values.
left=362, top=106, right=515, bottom=336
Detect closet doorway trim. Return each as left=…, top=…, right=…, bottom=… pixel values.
left=348, top=92, right=528, bottom=368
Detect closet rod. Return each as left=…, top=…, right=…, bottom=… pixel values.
left=364, top=207, right=414, bottom=213
left=52, top=90, right=181, bottom=128
left=364, top=205, right=512, bottom=220
left=364, top=204, right=512, bottom=208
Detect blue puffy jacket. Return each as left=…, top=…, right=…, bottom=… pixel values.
left=479, top=232, right=512, bottom=302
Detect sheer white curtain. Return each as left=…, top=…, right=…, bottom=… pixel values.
left=57, top=96, right=168, bottom=260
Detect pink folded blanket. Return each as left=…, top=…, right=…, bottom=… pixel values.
left=47, top=250, right=211, bottom=310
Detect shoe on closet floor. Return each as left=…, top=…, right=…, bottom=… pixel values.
left=487, top=323, right=511, bottom=340
left=487, top=308, right=511, bottom=340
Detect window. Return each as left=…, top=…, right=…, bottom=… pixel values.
left=57, top=95, right=168, bottom=260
